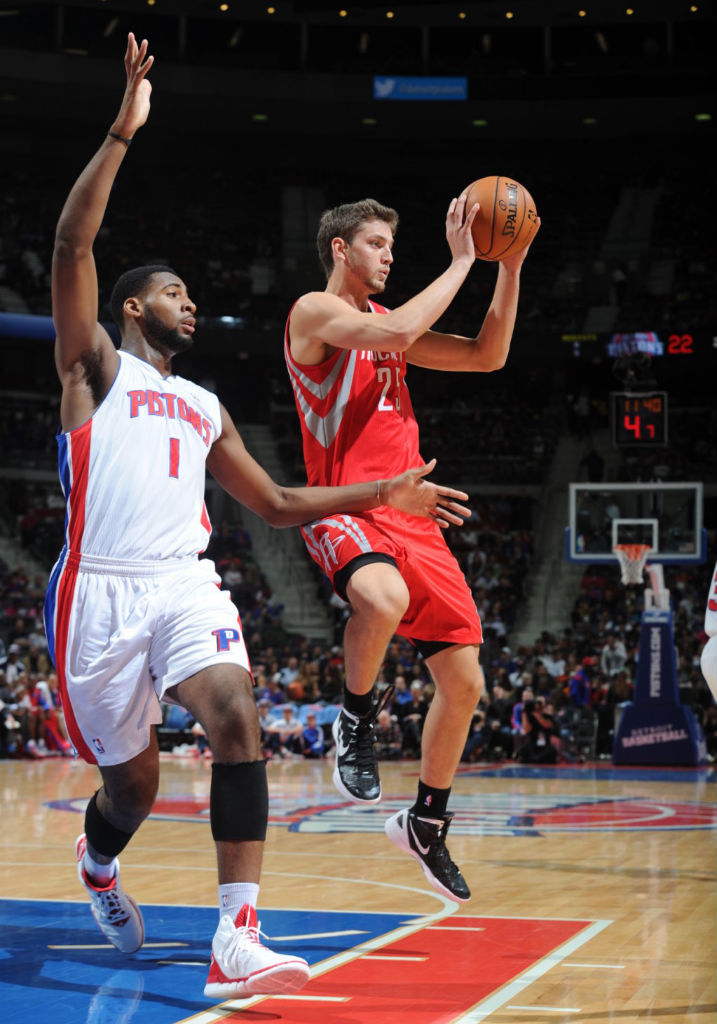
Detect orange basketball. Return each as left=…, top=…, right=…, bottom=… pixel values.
left=463, top=175, right=538, bottom=261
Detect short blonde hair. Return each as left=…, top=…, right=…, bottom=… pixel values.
left=316, top=199, right=398, bottom=279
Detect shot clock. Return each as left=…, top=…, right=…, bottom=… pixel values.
left=611, top=391, right=668, bottom=446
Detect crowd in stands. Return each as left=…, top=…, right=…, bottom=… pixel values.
left=0, top=635, right=73, bottom=760
left=3, top=522, right=715, bottom=763
left=0, top=394, right=59, bottom=472
left=0, top=162, right=282, bottom=329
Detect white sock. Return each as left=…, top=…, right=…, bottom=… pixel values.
left=83, top=849, right=118, bottom=886
left=218, top=882, right=259, bottom=919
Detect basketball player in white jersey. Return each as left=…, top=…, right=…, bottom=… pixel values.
left=45, top=34, right=472, bottom=1001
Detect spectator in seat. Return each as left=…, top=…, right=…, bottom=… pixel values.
left=397, top=680, right=429, bottom=758
left=569, top=658, right=595, bottom=708
left=374, top=709, right=403, bottom=760
left=600, top=632, right=628, bottom=677
left=298, top=712, right=325, bottom=759
left=265, top=705, right=304, bottom=757
left=518, top=695, right=558, bottom=764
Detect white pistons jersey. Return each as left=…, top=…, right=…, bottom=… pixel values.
left=54, top=350, right=221, bottom=562
left=41, top=351, right=252, bottom=767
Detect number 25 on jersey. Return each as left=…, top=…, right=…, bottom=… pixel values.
left=377, top=366, right=401, bottom=412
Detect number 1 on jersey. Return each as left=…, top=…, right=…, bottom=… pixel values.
left=169, top=437, right=180, bottom=478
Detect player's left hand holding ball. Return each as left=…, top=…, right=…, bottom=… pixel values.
left=499, top=214, right=541, bottom=273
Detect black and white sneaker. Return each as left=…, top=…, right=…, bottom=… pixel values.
left=384, top=808, right=471, bottom=903
left=331, top=708, right=381, bottom=803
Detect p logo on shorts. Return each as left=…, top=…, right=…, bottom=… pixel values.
left=212, top=628, right=242, bottom=652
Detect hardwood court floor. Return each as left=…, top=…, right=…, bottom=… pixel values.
left=0, top=753, right=715, bottom=1023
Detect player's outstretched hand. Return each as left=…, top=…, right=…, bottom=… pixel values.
left=111, top=32, right=154, bottom=140
left=383, top=459, right=471, bottom=528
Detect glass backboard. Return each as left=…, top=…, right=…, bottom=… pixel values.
left=566, top=481, right=706, bottom=564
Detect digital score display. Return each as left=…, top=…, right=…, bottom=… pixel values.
left=611, top=391, right=668, bottom=446
left=666, top=333, right=695, bottom=354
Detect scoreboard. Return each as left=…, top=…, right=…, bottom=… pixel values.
left=611, top=391, right=668, bottom=447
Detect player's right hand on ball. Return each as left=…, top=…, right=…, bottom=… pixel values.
left=384, top=459, right=471, bottom=528
left=447, top=194, right=479, bottom=267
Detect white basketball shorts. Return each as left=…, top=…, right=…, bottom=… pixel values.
left=44, top=553, right=250, bottom=766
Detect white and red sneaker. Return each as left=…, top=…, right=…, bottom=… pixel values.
left=204, top=903, right=310, bottom=999
left=76, top=834, right=145, bottom=954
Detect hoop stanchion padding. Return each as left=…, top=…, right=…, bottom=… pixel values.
left=613, top=608, right=707, bottom=765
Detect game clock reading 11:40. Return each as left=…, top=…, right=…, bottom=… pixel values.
left=611, top=391, right=668, bottom=446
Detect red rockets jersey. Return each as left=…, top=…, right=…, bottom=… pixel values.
left=284, top=300, right=423, bottom=487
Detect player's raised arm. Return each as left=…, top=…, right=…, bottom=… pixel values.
left=406, top=223, right=540, bottom=374
left=52, top=34, right=153, bottom=421
left=207, top=407, right=471, bottom=529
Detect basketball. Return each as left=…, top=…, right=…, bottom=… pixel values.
left=463, top=175, right=538, bottom=261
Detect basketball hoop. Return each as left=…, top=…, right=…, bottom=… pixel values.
left=614, top=543, right=651, bottom=586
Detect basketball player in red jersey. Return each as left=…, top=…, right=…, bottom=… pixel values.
left=50, top=37, right=474, bottom=1001
left=285, top=197, right=539, bottom=901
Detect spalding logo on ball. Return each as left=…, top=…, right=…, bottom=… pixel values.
left=463, top=175, right=538, bottom=261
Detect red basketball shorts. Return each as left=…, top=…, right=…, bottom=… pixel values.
left=301, top=507, right=482, bottom=647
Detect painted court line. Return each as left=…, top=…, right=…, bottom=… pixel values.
left=300, top=901, right=455, bottom=980
left=506, top=1006, right=581, bottom=1014
left=48, top=941, right=188, bottom=950
left=265, top=929, right=368, bottom=941
left=428, top=925, right=485, bottom=931
left=270, top=995, right=350, bottom=1002
left=448, top=918, right=612, bottom=1023
left=563, top=961, right=624, bottom=969
left=362, top=954, right=428, bottom=961
left=157, top=960, right=207, bottom=967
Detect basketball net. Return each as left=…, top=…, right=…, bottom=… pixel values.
left=613, top=543, right=670, bottom=610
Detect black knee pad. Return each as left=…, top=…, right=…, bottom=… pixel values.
left=85, top=790, right=135, bottom=858
left=210, top=760, right=268, bottom=842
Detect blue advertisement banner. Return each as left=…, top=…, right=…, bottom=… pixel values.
left=373, top=76, right=468, bottom=101
left=613, top=609, right=706, bottom=765
left=613, top=703, right=706, bottom=765
left=633, top=609, right=680, bottom=704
